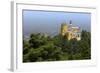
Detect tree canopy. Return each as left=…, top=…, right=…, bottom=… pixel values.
left=23, top=30, right=91, bottom=62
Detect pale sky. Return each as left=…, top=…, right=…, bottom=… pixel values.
left=23, top=10, right=91, bottom=38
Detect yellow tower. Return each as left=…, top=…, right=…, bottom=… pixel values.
left=61, top=23, right=68, bottom=36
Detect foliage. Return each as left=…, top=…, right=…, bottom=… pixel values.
left=23, top=30, right=91, bottom=62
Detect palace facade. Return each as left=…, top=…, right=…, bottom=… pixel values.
left=61, top=21, right=81, bottom=41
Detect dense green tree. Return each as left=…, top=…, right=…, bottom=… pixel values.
left=23, top=30, right=91, bottom=62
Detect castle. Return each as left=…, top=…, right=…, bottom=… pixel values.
left=60, top=21, right=81, bottom=41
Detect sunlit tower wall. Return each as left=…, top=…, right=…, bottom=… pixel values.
left=60, top=23, right=68, bottom=36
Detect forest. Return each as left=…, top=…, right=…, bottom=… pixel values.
left=23, top=30, right=91, bottom=62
